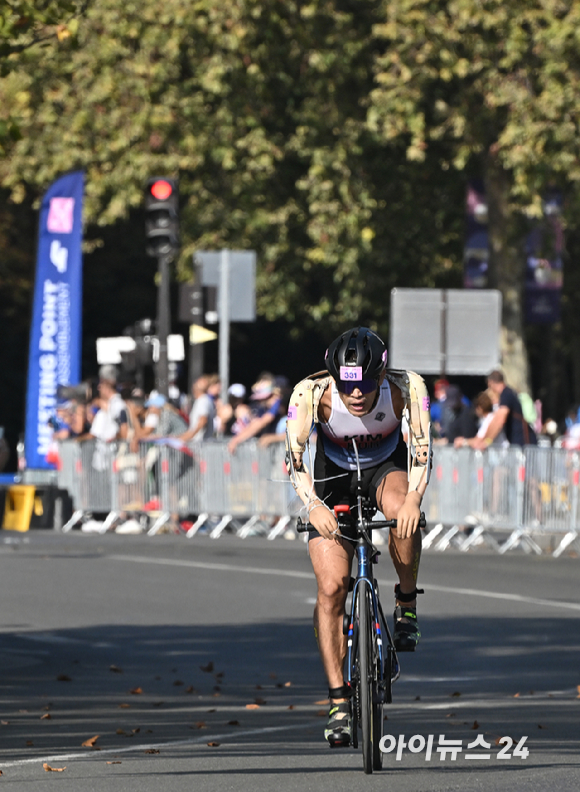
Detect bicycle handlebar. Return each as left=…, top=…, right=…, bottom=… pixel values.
left=296, top=513, right=426, bottom=533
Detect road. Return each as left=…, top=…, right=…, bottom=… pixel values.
left=0, top=530, right=578, bottom=791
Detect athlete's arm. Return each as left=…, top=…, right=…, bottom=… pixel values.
left=285, top=373, right=338, bottom=539
left=387, top=370, right=432, bottom=538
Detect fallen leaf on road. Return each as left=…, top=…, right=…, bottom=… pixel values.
left=207, top=742, right=220, bottom=747
left=215, top=672, right=224, bottom=679
left=577, top=685, right=580, bottom=699
left=43, top=764, right=66, bottom=772
left=40, top=713, right=51, bottom=720
left=193, top=721, right=206, bottom=729
left=1, top=721, right=9, bottom=725
left=513, top=692, right=520, bottom=698
left=315, top=699, right=329, bottom=705
left=184, top=686, right=196, bottom=694
left=26, top=741, right=34, bottom=746
left=130, top=687, right=143, bottom=695
left=269, top=672, right=277, bottom=679
left=284, top=681, right=292, bottom=687
left=153, top=702, right=164, bottom=707
left=450, top=691, right=461, bottom=697
left=538, top=724, right=546, bottom=729
left=471, top=721, right=479, bottom=729
left=254, top=697, right=266, bottom=705
left=255, top=684, right=263, bottom=690
left=118, top=703, right=131, bottom=709
left=316, top=710, right=327, bottom=717
left=144, top=749, right=160, bottom=754
left=212, top=692, right=221, bottom=698
left=246, top=704, right=260, bottom=710
left=173, top=680, right=184, bottom=686
left=56, top=675, right=71, bottom=682
left=110, top=665, right=123, bottom=673
left=132, top=728, right=140, bottom=734
left=200, top=662, right=214, bottom=673
left=116, top=729, right=126, bottom=735
left=228, top=720, right=240, bottom=726
left=446, top=713, right=456, bottom=718
left=415, top=696, right=421, bottom=701
left=287, top=705, right=295, bottom=710
left=207, top=708, right=216, bottom=713
left=81, top=735, right=99, bottom=747
left=106, top=761, right=122, bottom=764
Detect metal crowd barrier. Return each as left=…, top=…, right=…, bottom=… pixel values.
left=56, top=439, right=294, bottom=538
left=54, top=439, right=580, bottom=556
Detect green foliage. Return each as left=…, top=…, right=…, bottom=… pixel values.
left=0, top=0, right=465, bottom=338
left=369, top=0, right=580, bottom=213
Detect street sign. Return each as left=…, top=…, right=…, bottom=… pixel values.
left=389, top=288, right=502, bottom=375
left=194, top=250, right=256, bottom=321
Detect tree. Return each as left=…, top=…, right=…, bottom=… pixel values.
left=368, top=0, right=580, bottom=392
left=0, top=0, right=465, bottom=338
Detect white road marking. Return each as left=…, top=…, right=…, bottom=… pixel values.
left=108, top=554, right=580, bottom=612
left=0, top=721, right=316, bottom=769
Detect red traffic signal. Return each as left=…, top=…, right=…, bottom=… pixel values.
left=145, top=177, right=179, bottom=257
left=150, top=179, right=174, bottom=201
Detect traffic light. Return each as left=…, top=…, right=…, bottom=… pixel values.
left=145, top=177, right=179, bottom=257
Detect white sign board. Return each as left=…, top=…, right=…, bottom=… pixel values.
left=389, top=288, right=502, bottom=375
left=194, top=250, right=256, bottom=322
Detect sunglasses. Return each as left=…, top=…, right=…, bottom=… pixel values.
left=336, top=378, right=378, bottom=395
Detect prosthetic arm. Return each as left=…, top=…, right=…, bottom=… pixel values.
left=385, top=369, right=433, bottom=497
left=284, top=371, right=331, bottom=512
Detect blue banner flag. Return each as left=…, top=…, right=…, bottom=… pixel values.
left=24, top=171, right=84, bottom=469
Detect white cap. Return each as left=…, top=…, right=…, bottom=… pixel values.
left=228, top=383, right=246, bottom=399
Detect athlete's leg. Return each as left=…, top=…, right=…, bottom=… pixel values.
left=376, top=470, right=422, bottom=596
left=309, top=535, right=354, bottom=690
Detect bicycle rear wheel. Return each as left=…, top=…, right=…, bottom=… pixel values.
left=357, top=581, right=373, bottom=774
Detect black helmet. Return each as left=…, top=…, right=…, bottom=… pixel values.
left=325, top=327, right=387, bottom=382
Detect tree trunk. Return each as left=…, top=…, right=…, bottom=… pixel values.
left=484, top=153, right=531, bottom=395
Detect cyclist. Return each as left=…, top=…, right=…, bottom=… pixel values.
left=285, top=327, right=432, bottom=747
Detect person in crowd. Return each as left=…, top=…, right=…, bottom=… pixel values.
left=79, top=366, right=128, bottom=443
left=429, top=378, right=449, bottom=436
left=474, top=370, right=537, bottom=447
left=454, top=391, right=507, bottom=448
left=439, top=384, right=478, bottom=445
left=227, top=374, right=281, bottom=454
left=180, top=375, right=216, bottom=443
left=217, top=383, right=252, bottom=438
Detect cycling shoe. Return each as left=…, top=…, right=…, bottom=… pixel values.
left=324, top=700, right=352, bottom=747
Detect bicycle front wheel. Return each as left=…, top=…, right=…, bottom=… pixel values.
left=357, top=581, right=373, bottom=774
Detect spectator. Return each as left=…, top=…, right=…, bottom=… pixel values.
left=134, top=392, right=188, bottom=441
left=227, top=374, right=281, bottom=454
left=454, top=391, right=507, bottom=448
left=430, top=377, right=449, bottom=436
left=81, top=367, right=128, bottom=443
left=180, top=376, right=216, bottom=443
left=218, top=383, right=252, bottom=438
left=474, top=370, right=537, bottom=448
left=439, top=384, right=478, bottom=445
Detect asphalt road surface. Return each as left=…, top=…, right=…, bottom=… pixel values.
left=0, top=530, right=578, bottom=791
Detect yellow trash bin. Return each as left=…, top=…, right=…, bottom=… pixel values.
left=2, top=485, right=36, bottom=532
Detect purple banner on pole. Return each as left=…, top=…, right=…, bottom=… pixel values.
left=525, top=194, right=564, bottom=324
left=24, top=171, right=84, bottom=469
left=464, top=179, right=489, bottom=289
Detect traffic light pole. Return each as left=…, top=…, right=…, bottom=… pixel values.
left=156, top=251, right=173, bottom=397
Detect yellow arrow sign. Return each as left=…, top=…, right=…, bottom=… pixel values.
left=189, top=324, right=218, bottom=344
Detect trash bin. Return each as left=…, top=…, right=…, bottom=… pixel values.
left=2, top=485, right=36, bottom=531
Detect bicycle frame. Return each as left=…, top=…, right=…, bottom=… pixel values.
left=345, top=531, right=400, bottom=698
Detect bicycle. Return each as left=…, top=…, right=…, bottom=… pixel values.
left=297, top=493, right=425, bottom=774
